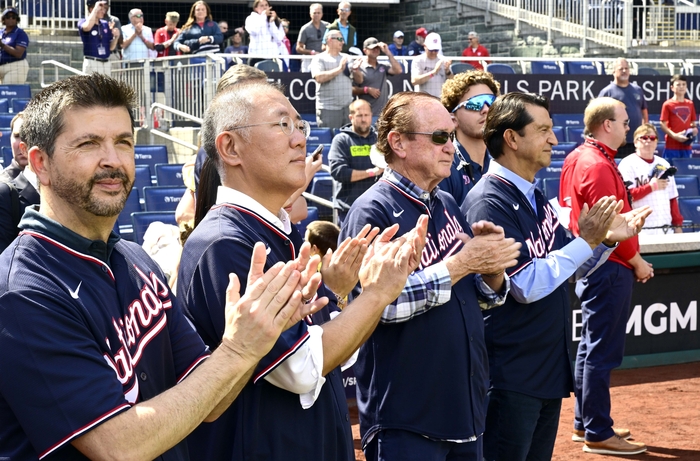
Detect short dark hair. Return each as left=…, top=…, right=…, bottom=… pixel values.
left=376, top=91, right=437, bottom=163
left=671, top=74, right=687, bottom=85
left=20, top=74, right=135, bottom=158
left=305, top=220, right=340, bottom=254
left=483, top=92, right=550, bottom=159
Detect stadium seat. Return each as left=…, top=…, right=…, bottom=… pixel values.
left=0, top=113, right=14, bottom=129
left=155, top=163, right=185, bottom=187
left=536, top=160, right=564, bottom=180
left=143, top=186, right=186, bottom=212
left=308, top=128, right=333, bottom=145
left=307, top=143, right=331, bottom=165
left=551, top=142, right=577, bottom=157
left=542, top=177, right=560, bottom=201
left=637, top=67, right=660, bottom=76
left=0, top=130, right=10, bottom=148
left=305, top=170, right=330, bottom=193
left=552, top=126, right=565, bottom=142
left=301, top=113, right=318, bottom=128
left=134, top=165, right=153, bottom=205
left=309, top=176, right=334, bottom=202
left=566, top=127, right=585, bottom=144
left=678, top=197, right=700, bottom=231
left=1, top=145, right=12, bottom=166
left=647, top=114, right=661, bottom=131
left=485, top=63, right=516, bottom=74
left=552, top=114, right=584, bottom=127
left=116, top=188, right=141, bottom=241
left=450, top=63, right=476, bottom=75
left=131, top=211, right=177, bottom=245
left=255, top=59, right=282, bottom=73
left=654, top=142, right=665, bottom=156
left=11, top=98, right=29, bottom=113
left=0, top=84, right=31, bottom=101
left=674, top=175, right=700, bottom=197
left=295, top=206, right=319, bottom=237
left=0, top=99, right=8, bottom=113
left=565, top=61, right=601, bottom=75
left=670, top=157, right=700, bottom=176
left=530, top=61, right=561, bottom=74
left=134, top=145, right=168, bottom=181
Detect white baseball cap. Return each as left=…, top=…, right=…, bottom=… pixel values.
left=425, top=32, right=442, bottom=51
left=393, top=30, right=404, bottom=39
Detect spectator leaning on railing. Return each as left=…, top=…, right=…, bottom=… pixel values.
left=0, top=8, right=28, bottom=84
left=174, top=1, right=222, bottom=55
left=78, top=0, right=120, bottom=76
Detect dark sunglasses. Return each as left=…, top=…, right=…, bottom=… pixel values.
left=406, top=130, right=455, bottom=145
left=452, top=93, right=497, bottom=113
left=329, top=36, right=344, bottom=42
left=637, top=135, right=657, bottom=141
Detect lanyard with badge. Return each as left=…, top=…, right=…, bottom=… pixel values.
left=96, top=21, right=106, bottom=56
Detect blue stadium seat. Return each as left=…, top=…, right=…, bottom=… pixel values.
left=0, top=130, right=10, bottom=148
left=648, top=114, right=661, bottom=131
left=309, top=176, right=334, bottom=202
left=678, top=197, right=700, bottom=231
left=254, top=59, right=282, bottom=73
left=536, top=160, right=564, bottom=180
left=0, top=85, right=31, bottom=101
left=674, top=175, right=700, bottom=197
left=486, top=63, right=516, bottom=74
left=551, top=142, right=577, bottom=157
left=670, top=157, right=700, bottom=176
left=637, top=67, right=659, bottom=76
left=134, top=145, right=168, bottom=181
left=0, top=113, right=14, bottom=129
left=295, top=206, right=319, bottom=237
left=530, top=61, right=561, bottom=74
left=116, top=188, right=141, bottom=241
left=450, top=63, right=476, bottom=75
left=692, top=144, right=700, bottom=157
left=552, top=114, right=584, bottom=127
left=143, top=186, right=186, bottom=212
left=566, top=127, right=585, bottom=144
left=565, top=61, right=601, bottom=75
left=308, top=128, right=333, bottom=145
left=1, top=145, right=12, bottom=166
left=131, top=211, right=177, bottom=245
left=155, top=163, right=185, bottom=187
left=542, top=177, right=561, bottom=201
left=307, top=143, right=331, bottom=165
left=11, top=98, right=29, bottom=113
left=305, top=170, right=330, bottom=193
left=301, top=113, right=318, bottom=128
left=654, top=143, right=665, bottom=156
left=0, top=99, right=8, bottom=113
left=134, top=165, right=153, bottom=204
left=552, top=126, right=565, bottom=142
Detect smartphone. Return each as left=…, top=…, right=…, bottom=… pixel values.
left=310, top=144, right=324, bottom=162
left=659, top=166, right=677, bottom=180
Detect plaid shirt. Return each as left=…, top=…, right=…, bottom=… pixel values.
left=379, top=169, right=509, bottom=323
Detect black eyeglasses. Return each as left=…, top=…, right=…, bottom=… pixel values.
left=405, top=130, right=455, bottom=145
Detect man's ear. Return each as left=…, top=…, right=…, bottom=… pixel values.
left=29, top=146, right=51, bottom=187
left=216, top=131, right=242, bottom=168
left=387, top=131, right=407, bottom=159
left=503, top=128, right=518, bottom=151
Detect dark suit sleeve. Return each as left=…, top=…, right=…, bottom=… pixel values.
left=0, top=182, right=18, bottom=254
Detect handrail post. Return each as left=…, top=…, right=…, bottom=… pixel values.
left=623, top=0, right=632, bottom=52
left=548, top=0, right=554, bottom=44
left=582, top=0, right=589, bottom=54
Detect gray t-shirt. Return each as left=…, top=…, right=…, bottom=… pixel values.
left=411, top=54, right=446, bottom=98
left=355, top=61, right=392, bottom=116
left=298, top=20, right=328, bottom=72
left=310, top=53, right=354, bottom=110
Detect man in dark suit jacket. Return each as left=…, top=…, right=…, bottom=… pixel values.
left=0, top=169, right=39, bottom=253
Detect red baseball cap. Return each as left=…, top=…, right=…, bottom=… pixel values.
left=416, top=27, right=428, bottom=38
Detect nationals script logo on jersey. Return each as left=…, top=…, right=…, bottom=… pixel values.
left=421, top=209, right=465, bottom=267
left=103, top=265, right=173, bottom=403
left=524, top=201, right=561, bottom=259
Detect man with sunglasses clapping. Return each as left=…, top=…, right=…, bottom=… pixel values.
left=341, top=91, right=523, bottom=461
left=439, top=70, right=499, bottom=207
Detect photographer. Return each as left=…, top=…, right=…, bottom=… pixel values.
left=619, top=123, right=684, bottom=234
left=78, top=0, right=119, bottom=76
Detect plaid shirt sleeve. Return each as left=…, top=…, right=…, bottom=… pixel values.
left=475, top=273, right=511, bottom=311
left=379, top=262, right=452, bottom=323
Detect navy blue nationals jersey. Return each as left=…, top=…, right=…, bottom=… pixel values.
left=0, top=217, right=209, bottom=460
left=177, top=203, right=353, bottom=461
left=340, top=174, right=488, bottom=444
left=463, top=173, right=574, bottom=399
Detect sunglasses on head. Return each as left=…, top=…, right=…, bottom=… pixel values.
left=452, top=93, right=497, bottom=113
left=405, top=130, right=455, bottom=145
left=637, top=135, right=657, bottom=141
left=316, top=29, right=322, bottom=39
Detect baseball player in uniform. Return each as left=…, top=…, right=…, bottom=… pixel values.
left=0, top=73, right=321, bottom=460
left=341, top=91, right=522, bottom=461
left=463, top=93, right=651, bottom=461
left=559, top=97, right=652, bottom=455
left=178, top=81, right=426, bottom=461
left=618, top=123, right=683, bottom=235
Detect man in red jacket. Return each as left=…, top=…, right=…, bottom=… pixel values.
left=559, top=96, right=652, bottom=456
left=461, top=31, right=489, bottom=71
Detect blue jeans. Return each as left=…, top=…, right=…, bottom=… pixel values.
left=364, top=429, right=483, bottom=461
left=573, top=261, right=634, bottom=442
left=483, top=389, right=562, bottom=461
